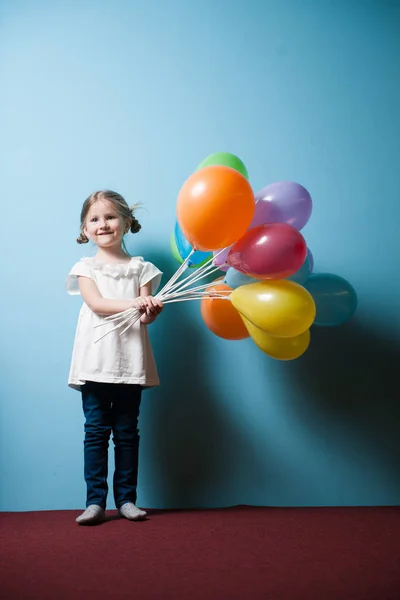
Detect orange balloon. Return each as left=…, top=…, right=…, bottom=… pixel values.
left=201, top=283, right=249, bottom=340
left=177, top=165, right=255, bottom=251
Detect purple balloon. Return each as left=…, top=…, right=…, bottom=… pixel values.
left=213, top=246, right=231, bottom=271
left=252, top=181, right=312, bottom=231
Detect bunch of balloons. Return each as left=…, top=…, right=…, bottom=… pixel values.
left=170, top=152, right=357, bottom=360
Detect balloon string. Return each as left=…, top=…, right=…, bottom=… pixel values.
left=167, top=289, right=231, bottom=299
left=93, top=281, right=222, bottom=328
left=94, top=308, right=135, bottom=327
left=93, top=248, right=229, bottom=342
left=168, top=246, right=227, bottom=293
left=118, top=312, right=142, bottom=336
left=158, top=247, right=227, bottom=299
left=162, top=295, right=231, bottom=305
left=94, top=308, right=140, bottom=342
left=162, top=280, right=227, bottom=299
left=95, top=290, right=230, bottom=342
left=156, top=249, right=194, bottom=297
left=157, top=248, right=226, bottom=299
left=158, top=263, right=221, bottom=301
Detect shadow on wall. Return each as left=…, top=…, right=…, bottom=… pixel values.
left=139, top=250, right=266, bottom=509
left=289, top=318, right=400, bottom=480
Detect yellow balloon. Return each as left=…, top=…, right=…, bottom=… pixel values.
left=231, top=280, right=316, bottom=337
left=242, top=317, right=311, bottom=360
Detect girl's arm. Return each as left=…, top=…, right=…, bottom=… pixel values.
left=77, top=276, right=163, bottom=321
left=77, top=276, right=147, bottom=316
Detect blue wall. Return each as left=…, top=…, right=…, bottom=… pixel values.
left=1, top=0, right=399, bottom=511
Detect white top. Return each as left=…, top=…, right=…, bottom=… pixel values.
left=66, top=256, right=163, bottom=391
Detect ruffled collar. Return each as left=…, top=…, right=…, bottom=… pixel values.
left=81, top=256, right=144, bottom=279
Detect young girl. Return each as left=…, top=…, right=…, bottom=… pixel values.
left=66, top=190, right=163, bottom=525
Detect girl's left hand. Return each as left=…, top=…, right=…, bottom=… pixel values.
left=141, top=296, right=164, bottom=319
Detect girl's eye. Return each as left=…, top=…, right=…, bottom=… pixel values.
left=107, top=215, right=116, bottom=220
left=90, top=217, right=98, bottom=222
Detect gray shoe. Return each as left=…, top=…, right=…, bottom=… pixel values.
left=76, top=505, right=106, bottom=525
left=118, top=502, right=147, bottom=521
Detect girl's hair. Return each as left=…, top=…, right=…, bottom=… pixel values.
left=77, top=190, right=141, bottom=244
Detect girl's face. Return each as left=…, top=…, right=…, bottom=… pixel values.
left=84, top=200, right=128, bottom=250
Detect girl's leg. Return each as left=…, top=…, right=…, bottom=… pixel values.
left=111, top=384, right=142, bottom=510
left=81, top=381, right=113, bottom=509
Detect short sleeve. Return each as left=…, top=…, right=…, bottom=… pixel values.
left=139, top=261, right=163, bottom=295
left=66, top=261, right=95, bottom=295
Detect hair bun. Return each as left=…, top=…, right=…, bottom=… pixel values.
left=130, top=216, right=141, bottom=234
left=77, top=232, right=89, bottom=244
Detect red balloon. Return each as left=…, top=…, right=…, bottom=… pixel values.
left=227, top=223, right=307, bottom=280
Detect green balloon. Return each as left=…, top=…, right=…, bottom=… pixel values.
left=196, top=152, right=249, bottom=180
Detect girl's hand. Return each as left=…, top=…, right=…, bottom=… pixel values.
left=142, top=296, right=164, bottom=318
left=135, top=296, right=164, bottom=324
left=131, top=297, right=149, bottom=313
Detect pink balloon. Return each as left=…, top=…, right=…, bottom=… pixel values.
left=227, top=223, right=307, bottom=280
left=213, top=247, right=230, bottom=271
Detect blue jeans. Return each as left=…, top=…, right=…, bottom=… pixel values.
left=81, top=381, right=142, bottom=509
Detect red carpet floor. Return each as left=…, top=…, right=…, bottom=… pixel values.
left=1, top=505, right=399, bottom=600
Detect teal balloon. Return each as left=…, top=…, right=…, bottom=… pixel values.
left=224, top=267, right=260, bottom=289
left=304, top=274, right=357, bottom=326
left=287, top=256, right=311, bottom=285
left=174, top=221, right=211, bottom=268
left=196, top=152, right=249, bottom=180
left=170, top=231, right=184, bottom=265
